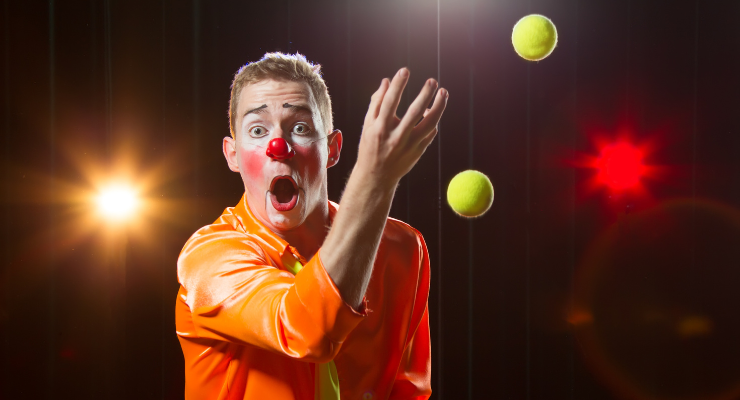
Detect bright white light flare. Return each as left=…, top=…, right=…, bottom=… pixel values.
left=96, top=185, right=138, bottom=220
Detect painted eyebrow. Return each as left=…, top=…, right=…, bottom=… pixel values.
left=243, top=104, right=267, bottom=118
left=283, top=103, right=313, bottom=114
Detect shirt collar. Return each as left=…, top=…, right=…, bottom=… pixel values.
left=232, top=193, right=338, bottom=258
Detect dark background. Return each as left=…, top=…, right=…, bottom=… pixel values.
left=2, top=0, right=740, bottom=399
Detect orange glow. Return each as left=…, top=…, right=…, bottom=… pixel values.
left=677, top=315, right=713, bottom=338
left=567, top=310, right=594, bottom=326
left=1, top=128, right=207, bottom=276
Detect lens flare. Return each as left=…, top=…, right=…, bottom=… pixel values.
left=96, top=184, right=138, bottom=220
left=595, top=142, right=645, bottom=191
left=572, top=199, right=740, bottom=400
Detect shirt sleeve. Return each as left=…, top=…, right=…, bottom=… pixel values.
left=177, top=224, right=366, bottom=363
left=389, top=228, right=432, bottom=399
left=389, top=305, right=432, bottom=400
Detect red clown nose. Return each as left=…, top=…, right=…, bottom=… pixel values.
left=266, top=137, right=295, bottom=160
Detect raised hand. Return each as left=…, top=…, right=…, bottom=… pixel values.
left=320, top=68, right=448, bottom=308
left=356, top=68, right=448, bottom=188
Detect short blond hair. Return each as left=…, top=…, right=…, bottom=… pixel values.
left=229, top=52, right=333, bottom=138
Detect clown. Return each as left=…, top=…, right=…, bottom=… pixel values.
left=176, top=53, right=448, bottom=399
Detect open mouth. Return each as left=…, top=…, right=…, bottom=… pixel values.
left=269, top=176, right=299, bottom=212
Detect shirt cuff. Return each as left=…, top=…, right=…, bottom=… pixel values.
left=314, top=249, right=371, bottom=316
left=352, top=296, right=370, bottom=316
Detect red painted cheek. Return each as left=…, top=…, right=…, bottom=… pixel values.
left=293, top=145, right=323, bottom=177
left=239, top=146, right=268, bottom=193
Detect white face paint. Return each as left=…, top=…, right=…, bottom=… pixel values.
left=233, top=79, right=331, bottom=232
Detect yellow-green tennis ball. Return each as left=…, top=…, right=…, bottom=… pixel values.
left=512, top=14, right=558, bottom=61
left=446, top=170, right=494, bottom=218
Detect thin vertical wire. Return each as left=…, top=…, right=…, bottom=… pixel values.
left=287, top=0, right=291, bottom=53
left=688, top=2, right=699, bottom=340
left=467, top=0, right=475, bottom=398
left=346, top=0, right=350, bottom=127
left=192, top=0, right=200, bottom=205
left=102, top=1, right=113, bottom=396
left=568, top=1, right=579, bottom=399
left=405, top=0, right=411, bottom=223
left=691, top=3, right=698, bottom=197
left=435, top=0, right=443, bottom=398
left=2, top=0, right=10, bottom=390
left=104, top=0, right=112, bottom=156
left=624, top=0, right=631, bottom=125
left=691, top=0, right=698, bottom=263
left=568, top=0, right=578, bottom=399
left=161, top=1, right=169, bottom=397
left=525, top=61, right=531, bottom=400
left=345, top=0, right=351, bottom=185
left=524, top=4, right=532, bottom=398
left=47, top=0, right=56, bottom=396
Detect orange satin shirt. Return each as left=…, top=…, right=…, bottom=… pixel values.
left=176, top=195, right=431, bottom=399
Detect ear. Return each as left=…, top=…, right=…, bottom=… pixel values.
left=223, top=136, right=240, bottom=172
left=326, top=129, right=343, bottom=168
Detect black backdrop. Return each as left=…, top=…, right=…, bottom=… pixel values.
left=2, top=0, right=740, bottom=399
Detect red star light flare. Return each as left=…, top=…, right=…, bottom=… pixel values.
left=594, top=142, right=645, bottom=191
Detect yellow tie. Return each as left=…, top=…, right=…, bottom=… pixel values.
left=281, top=251, right=341, bottom=400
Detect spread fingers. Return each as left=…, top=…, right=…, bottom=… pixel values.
left=397, top=78, right=438, bottom=134
left=413, top=88, right=448, bottom=141
left=377, top=68, right=410, bottom=124
left=364, top=78, right=390, bottom=126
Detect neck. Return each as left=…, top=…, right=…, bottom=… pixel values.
left=277, top=202, right=330, bottom=260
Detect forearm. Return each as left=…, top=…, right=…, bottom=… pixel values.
left=320, top=166, right=396, bottom=308
left=320, top=68, right=446, bottom=309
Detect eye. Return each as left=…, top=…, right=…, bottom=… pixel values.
left=292, top=123, right=310, bottom=135
left=249, top=126, right=267, bottom=137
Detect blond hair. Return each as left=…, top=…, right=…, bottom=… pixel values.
left=229, top=52, right=333, bottom=138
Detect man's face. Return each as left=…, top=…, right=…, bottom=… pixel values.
left=225, top=79, right=338, bottom=232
